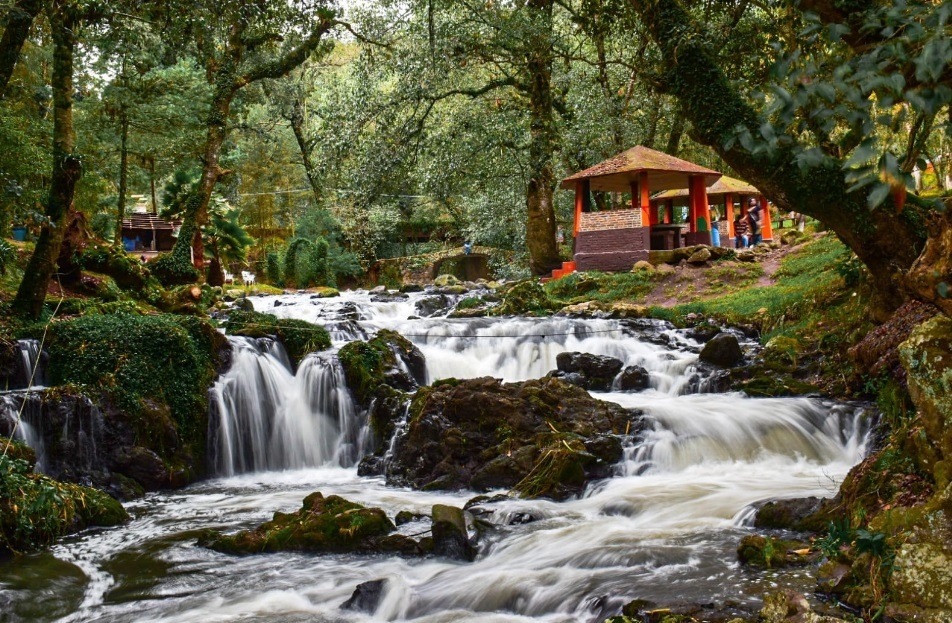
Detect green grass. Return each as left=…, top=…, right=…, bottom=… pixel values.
left=669, top=234, right=855, bottom=335
left=545, top=271, right=659, bottom=304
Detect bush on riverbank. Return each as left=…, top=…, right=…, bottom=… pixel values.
left=0, top=451, right=127, bottom=556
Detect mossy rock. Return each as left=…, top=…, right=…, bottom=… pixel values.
left=338, top=330, right=425, bottom=407
left=1, top=454, right=127, bottom=556
left=494, top=280, right=556, bottom=316
left=899, top=315, right=952, bottom=485
left=202, top=492, right=418, bottom=556
left=227, top=309, right=331, bottom=367
left=43, top=313, right=220, bottom=455
left=763, top=336, right=804, bottom=369
left=737, top=534, right=815, bottom=568
left=386, top=376, right=642, bottom=499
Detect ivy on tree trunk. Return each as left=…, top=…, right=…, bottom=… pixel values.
left=12, top=0, right=81, bottom=319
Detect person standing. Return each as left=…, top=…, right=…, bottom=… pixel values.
left=747, top=198, right=763, bottom=245
left=733, top=214, right=748, bottom=248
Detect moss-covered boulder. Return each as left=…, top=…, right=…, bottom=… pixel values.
left=226, top=309, right=331, bottom=368
left=899, top=315, right=952, bottom=485
left=383, top=376, right=642, bottom=500
left=1, top=454, right=127, bottom=557
left=494, top=280, right=557, bottom=316
left=338, top=330, right=426, bottom=407
left=737, top=534, right=816, bottom=568
left=202, top=492, right=421, bottom=556
left=698, top=333, right=743, bottom=367
left=31, top=313, right=229, bottom=492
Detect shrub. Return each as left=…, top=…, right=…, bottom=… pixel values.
left=266, top=252, right=281, bottom=286
left=149, top=251, right=199, bottom=287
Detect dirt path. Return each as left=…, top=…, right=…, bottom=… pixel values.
left=641, top=236, right=807, bottom=307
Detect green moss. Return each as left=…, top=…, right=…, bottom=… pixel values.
left=227, top=310, right=331, bottom=367
left=495, top=280, right=558, bottom=316
left=41, top=313, right=219, bottom=457
left=203, top=492, right=396, bottom=555
left=0, top=454, right=128, bottom=556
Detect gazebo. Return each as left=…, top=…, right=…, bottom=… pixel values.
left=120, top=212, right=181, bottom=259
left=559, top=145, right=721, bottom=273
left=652, top=175, right=773, bottom=247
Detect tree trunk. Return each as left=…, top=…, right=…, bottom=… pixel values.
left=12, top=1, right=80, bottom=319
left=170, top=80, right=234, bottom=269
left=664, top=111, right=684, bottom=156
left=631, top=0, right=925, bottom=317
left=0, top=0, right=44, bottom=99
left=289, top=97, right=322, bottom=204
left=524, top=0, right=560, bottom=276
left=114, top=111, right=129, bottom=246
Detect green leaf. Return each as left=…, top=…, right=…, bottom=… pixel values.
left=866, top=183, right=891, bottom=209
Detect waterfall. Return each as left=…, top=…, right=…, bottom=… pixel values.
left=0, top=392, right=46, bottom=466
left=608, top=393, right=872, bottom=478
left=2, top=338, right=46, bottom=390
left=208, top=336, right=365, bottom=476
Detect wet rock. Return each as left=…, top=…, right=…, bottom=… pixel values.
left=370, top=285, right=387, bottom=293
left=737, top=534, right=816, bottom=568
left=754, top=497, right=826, bottom=532
left=431, top=504, right=474, bottom=561
left=394, top=510, right=426, bottom=526
left=400, top=283, right=424, bottom=293
left=202, top=492, right=417, bottom=556
left=341, top=579, right=386, bottom=613
left=233, top=297, right=254, bottom=311
left=816, top=560, right=853, bottom=594
left=616, top=365, right=650, bottom=391
left=552, top=352, right=624, bottom=391
left=386, top=376, right=642, bottom=499
left=632, top=260, right=655, bottom=272
left=699, top=333, right=743, bottom=367
left=688, top=323, right=721, bottom=343
left=760, top=591, right=811, bottom=623
left=371, top=293, right=409, bottom=303
left=556, top=300, right=611, bottom=318
left=415, top=294, right=452, bottom=318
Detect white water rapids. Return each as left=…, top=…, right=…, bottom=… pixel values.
left=0, top=289, right=872, bottom=622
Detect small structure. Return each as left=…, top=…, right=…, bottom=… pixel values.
left=559, top=145, right=722, bottom=273
left=120, top=212, right=181, bottom=259
left=651, top=175, right=772, bottom=247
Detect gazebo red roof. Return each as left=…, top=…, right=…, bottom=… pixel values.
left=561, top=145, right=721, bottom=193
left=652, top=175, right=760, bottom=200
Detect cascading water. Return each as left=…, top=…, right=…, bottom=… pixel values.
left=0, top=289, right=877, bottom=623
left=208, top=336, right=366, bottom=476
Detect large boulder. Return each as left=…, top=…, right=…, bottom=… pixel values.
left=201, top=492, right=421, bottom=556
left=899, top=315, right=952, bottom=480
left=698, top=333, right=743, bottom=367
left=431, top=504, right=475, bottom=561
left=338, top=330, right=427, bottom=408
left=384, top=376, right=642, bottom=500
left=550, top=352, right=624, bottom=391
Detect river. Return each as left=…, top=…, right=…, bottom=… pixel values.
left=0, top=289, right=871, bottom=622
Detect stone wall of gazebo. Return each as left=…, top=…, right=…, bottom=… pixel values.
left=575, top=209, right=649, bottom=271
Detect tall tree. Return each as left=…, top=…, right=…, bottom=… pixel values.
left=12, top=0, right=81, bottom=318
left=163, top=1, right=336, bottom=275
left=0, top=0, right=44, bottom=99
left=628, top=0, right=949, bottom=316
